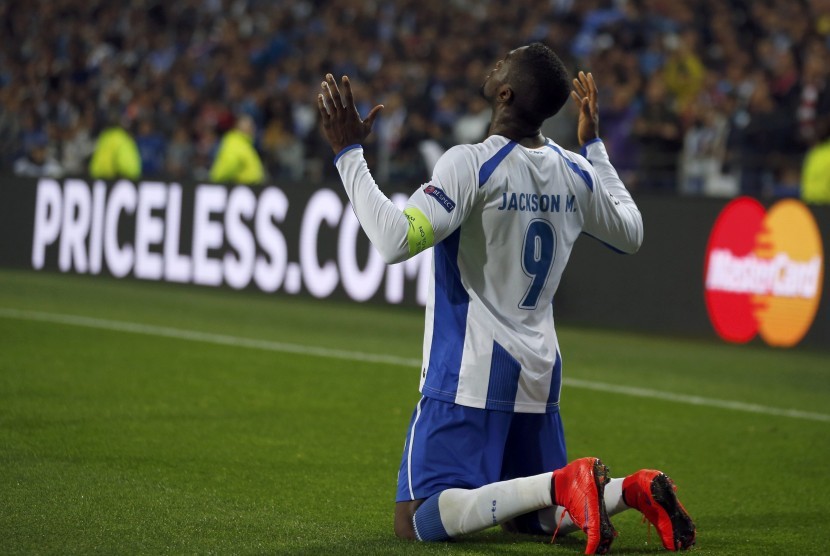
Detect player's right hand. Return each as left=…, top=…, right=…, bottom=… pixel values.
left=317, top=73, right=384, bottom=154
left=570, top=71, right=599, bottom=146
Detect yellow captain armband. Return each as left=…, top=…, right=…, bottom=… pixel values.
left=403, top=207, right=435, bottom=257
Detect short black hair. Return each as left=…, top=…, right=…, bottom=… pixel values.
left=509, top=43, right=571, bottom=124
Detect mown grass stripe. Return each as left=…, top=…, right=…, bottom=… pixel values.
left=2, top=307, right=828, bottom=424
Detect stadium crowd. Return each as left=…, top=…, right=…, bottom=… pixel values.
left=1, top=0, right=829, bottom=200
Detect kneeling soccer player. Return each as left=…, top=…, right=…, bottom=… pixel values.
left=316, top=43, right=696, bottom=554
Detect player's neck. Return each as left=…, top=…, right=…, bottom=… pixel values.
left=488, top=114, right=545, bottom=148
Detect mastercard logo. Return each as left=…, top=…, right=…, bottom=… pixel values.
left=704, top=197, right=824, bottom=347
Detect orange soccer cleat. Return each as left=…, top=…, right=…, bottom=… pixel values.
left=623, top=469, right=696, bottom=551
left=551, top=457, right=617, bottom=555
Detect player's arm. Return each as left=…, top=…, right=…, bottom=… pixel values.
left=332, top=145, right=422, bottom=264
left=317, top=73, right=412, bottom=263
left=318, top=74, right=473, bottom=263
left=333, top=144, right=475, bottom=262
left=570, top=72, right=643, bottom=254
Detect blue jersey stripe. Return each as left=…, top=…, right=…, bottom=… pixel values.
left=580, top=137, right=603, bottom=158
left=423, top=229, right=468, bottom=399
left=333, top=144, right=362, bottom=165
left=478, top=140, right=518, bottom=188
left=545, top=143, right=594, bottom=191
left=546, top=350, right=562, bottom=407
left=485, top=341, right=521, bottom=411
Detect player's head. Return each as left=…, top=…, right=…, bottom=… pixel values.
left=481, top=43, right=571, bottom=126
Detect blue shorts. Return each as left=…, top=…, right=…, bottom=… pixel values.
left=396, top=396, right=567, bottom=502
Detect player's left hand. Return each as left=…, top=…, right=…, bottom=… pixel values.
left=570, top=71, right=599, bottom=146
left=317, top=74, right=384, bottom=154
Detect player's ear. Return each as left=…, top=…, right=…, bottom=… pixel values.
left=497, top=84, right=513, bottom=105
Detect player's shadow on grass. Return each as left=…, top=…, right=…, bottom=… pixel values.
left=393, top=530, right=660, bottom=554
left=294, top=529, right=674, bottom=555
left=461, top=531, right=665, bottom=554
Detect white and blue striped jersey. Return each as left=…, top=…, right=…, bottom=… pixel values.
left=335, top=135, right=642, bottom=414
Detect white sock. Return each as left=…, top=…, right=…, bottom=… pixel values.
left=537, top=477, right=630, bottom=535
left=604, top=478, right=629, bottom=515
left=436, top=473, right=553, bottom=537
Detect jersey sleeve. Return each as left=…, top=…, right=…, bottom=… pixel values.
left=404, top=145, right=478, bottom=244
left=334, top=144, right=479, bottom=264
left=334, top=145, right=410, bottom=263
left=580, top=139, right=644, bottom=254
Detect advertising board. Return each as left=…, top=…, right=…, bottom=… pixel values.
left=2, top=177, right=828, bottom=348
left=704, top=197, right=824, bottom=347
left=2, top=177, right=429, bottom=306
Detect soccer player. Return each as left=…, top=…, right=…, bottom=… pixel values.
left=316, top=43, right=696, bottom=554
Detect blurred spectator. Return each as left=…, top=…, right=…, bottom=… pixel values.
left=597, top=85, right=640, bottom=187
left=13, top=134, right=62, bottom=178
left=135, top=119, right=168, bottom=178
left=662, top=31, right=706, bottom=112
left=680, top=105, right=730, bottom=196
left=193, top=128, right=220, bottom=182
left=88, top=116, right=141, bottom=181
left=375, top=92, right=409, bottom=182
left=0, top=0, right=827, bottom=198
left=632, top=75, right=682, bottom=191
left=261, top=115, right=305, bottom=181
left=801, top=135, right=830, bottom=204
left=728, top=76, right=796, bottom=197
left=165, top=126, right=195, bottom=181
left=796, top=46, right=830, bottom=147
left=399, top=111, right=445, bottom=178
left=453, top=97, right=491, bottom=145
left=773, top=163, right=802, bottom=199
left=0, top=88, right=22, bottom=169
left=209, top=114, right=265, bottom=185
left=61, top=113, right=96, bottom=177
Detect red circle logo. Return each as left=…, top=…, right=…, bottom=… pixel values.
left=704, top=197, right=824, bottom=347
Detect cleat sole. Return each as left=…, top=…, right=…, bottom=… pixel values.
left=650, top=473, right=696, bottom=551
left=591, top=459, right=617, bottom=555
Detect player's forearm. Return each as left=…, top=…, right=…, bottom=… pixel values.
left=334, top=146, right=411, bottom=264
left=582, top=139, right=644, bottom=253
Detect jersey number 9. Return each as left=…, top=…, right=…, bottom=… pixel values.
left=519, top=219, right=556, bottom=310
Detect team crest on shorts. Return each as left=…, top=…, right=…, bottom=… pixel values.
left=424, top=184, right=456, bottom=213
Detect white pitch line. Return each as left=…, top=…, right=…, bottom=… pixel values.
left=0, top=307, right=419, bottom=369
left=563, top=378, right=830, bottom=423
left=1, top=307, right=828, bottom=424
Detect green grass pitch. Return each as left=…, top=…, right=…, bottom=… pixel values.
left=1, top=269, right=828, bottom=555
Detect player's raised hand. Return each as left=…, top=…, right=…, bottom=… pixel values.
left=570, top=71, right=599, bottom=146
left=317, top=74, right=384, bottom=154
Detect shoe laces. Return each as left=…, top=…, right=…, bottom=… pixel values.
left=641, top=513, right=653, bottom=546
left=549, top=508, right=569, bottom=545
